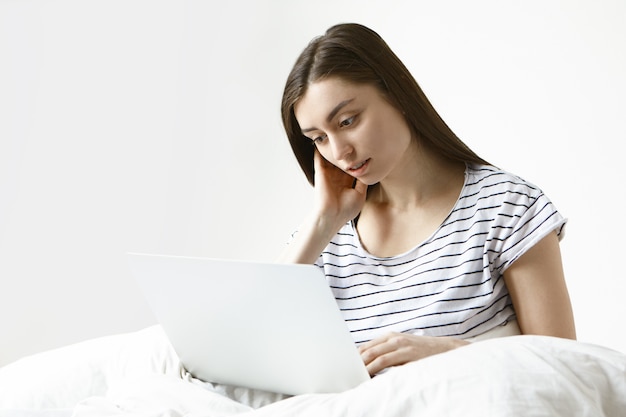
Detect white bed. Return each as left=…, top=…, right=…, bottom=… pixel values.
left=1, top=325, right=625, bottom=417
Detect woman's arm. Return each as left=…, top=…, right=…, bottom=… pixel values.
left=503, top=230, right=576, bottom=339
left=277, top=150, right=368, bottom=264
left=277, top=212, right=345, bottom=264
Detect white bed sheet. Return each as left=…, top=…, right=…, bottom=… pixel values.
left=0, top=411, right=73, bottom=417
left=1, top=325, right=625, bottom=417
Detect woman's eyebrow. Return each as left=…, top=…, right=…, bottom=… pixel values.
left=301, top=98, right=355, bottom=133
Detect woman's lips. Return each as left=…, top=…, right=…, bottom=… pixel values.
left=347, top=158, right=370, bottom=176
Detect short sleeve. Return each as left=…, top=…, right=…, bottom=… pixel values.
left=495, top=190, right=567, bottom=273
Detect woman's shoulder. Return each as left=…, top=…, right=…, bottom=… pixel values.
left=464, top=163, right=545, bottom=199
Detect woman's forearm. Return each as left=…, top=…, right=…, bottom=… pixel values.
left=277, top=212, right=344, bottom=264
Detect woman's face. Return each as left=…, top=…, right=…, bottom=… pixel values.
left=294, top=77, right=414, bottom=186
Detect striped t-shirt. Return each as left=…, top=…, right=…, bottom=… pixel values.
left=315, top=164, right=566, bottom=344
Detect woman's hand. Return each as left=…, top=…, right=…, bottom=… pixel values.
left=312, top=150, right=368, bottom=230
left=276, top=150, right=367, bottom=265
left=358, top=332, right=469, bottom=376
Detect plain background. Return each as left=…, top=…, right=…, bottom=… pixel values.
left=1, top=0, right=624, bottom=367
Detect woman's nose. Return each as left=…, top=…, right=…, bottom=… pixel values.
left=328, top=135, right=354, bottom=162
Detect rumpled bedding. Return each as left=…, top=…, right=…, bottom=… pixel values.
left=1, top=325, right=625, bottom=417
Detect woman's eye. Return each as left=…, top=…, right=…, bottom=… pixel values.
left=312, top=134, right=327, bottom=144
left=339, top=116, right=355, bottom=127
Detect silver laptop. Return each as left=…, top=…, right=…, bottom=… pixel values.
left=128, top=253, right=370, bottom=395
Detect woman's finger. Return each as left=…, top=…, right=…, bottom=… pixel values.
left=360, top=335, right=413, bottom=376
left=358, top=333, right=401, bottom=365
left=359, top=333, right=467, bottom=376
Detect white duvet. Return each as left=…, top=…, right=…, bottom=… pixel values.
left=1, top=325, right=625, bottom=417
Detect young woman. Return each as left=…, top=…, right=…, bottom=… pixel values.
left=279, top=23, right=576, bottom=376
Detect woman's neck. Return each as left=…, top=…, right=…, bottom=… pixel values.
left=367, top=140, right=466, bottom=210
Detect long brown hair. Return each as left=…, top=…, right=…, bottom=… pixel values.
left=281, top=23, right=488, bottom=186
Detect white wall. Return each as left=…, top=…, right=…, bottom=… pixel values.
left=1, top=0, right=624, bottom=367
